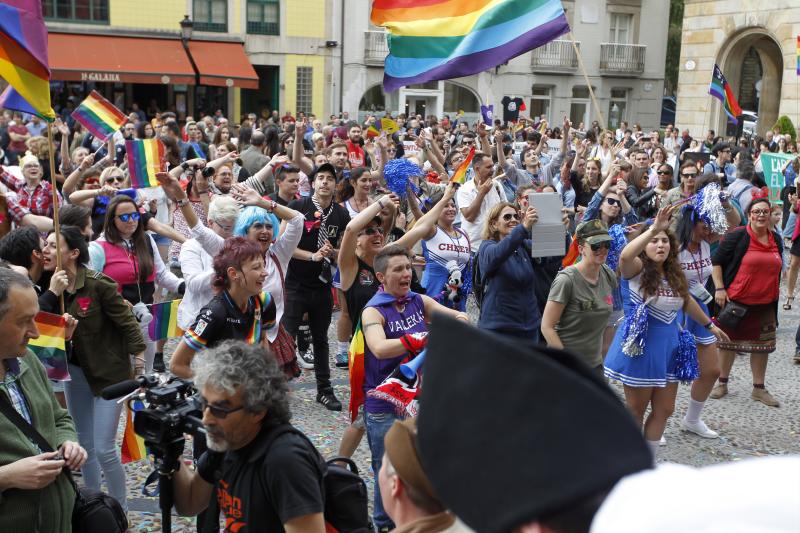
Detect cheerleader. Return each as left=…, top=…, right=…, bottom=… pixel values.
left=604, top=206, right=727, bottom=459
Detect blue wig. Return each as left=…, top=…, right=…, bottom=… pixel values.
left=234, top=205, right=281, bottom=239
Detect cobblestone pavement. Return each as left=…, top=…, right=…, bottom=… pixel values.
left=121, top=289, right=800, bottom=531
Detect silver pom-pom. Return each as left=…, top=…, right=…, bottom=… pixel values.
left=696, top=183, right=728, bottom=234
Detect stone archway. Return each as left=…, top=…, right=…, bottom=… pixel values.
left=717, top=28, right=782, bottom=137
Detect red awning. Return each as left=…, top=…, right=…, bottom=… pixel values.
left=187, top=40, right=259, bottom=89
left=49, top=33, right=196, bottom=85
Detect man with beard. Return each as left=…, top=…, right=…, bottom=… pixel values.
left=283, top=163, right=350, bottom=410
left=294, top=121, right=350, bottom=182
left=172, top=341, right=326, bottom=533
left=346, top=125, right=368, bottom=168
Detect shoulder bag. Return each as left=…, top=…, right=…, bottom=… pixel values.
left=0, top=393, right=128, bottom=533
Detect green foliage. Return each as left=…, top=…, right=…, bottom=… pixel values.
left=773, top=115, right=797, bottom=141
left=665, top=0, right=685, bottom=96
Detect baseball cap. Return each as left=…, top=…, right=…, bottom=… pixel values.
left=576, top=219, right=612, bottom=246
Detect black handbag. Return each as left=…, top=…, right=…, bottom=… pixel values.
left=0, top=393, right=128, bottom=533
left=716, top=300, right=749, bottom=330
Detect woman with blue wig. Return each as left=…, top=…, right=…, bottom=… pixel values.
left=156, top=171, right=304, bottom=352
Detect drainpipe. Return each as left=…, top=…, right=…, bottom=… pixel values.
left=338, top=0, right=345, bottom=115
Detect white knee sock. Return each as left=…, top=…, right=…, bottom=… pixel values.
left=684, top=398, right=705, bottom=424
left=338, top=341, right=349, bottom=354
left=647, top=439, right=660, bottom=461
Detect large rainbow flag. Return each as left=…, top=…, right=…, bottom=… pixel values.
left=148, top=299, right=183, bottom=341
left=372, top=0, right=570, bottom=91
left=126, top=139, right=166, bottom=189
left=121, top=399, right=147, bottom=463
left=0, top=0, right=54, bottom=120
left=72, top=90, right=127, bottom=141
left=709, top=64, right=742, bottom=125
left=28, top=311, right=69, bottom=381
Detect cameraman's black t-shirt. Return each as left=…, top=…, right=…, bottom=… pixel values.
left=198, top=423, right=325, bottom=532
left=286, top=196, right=350, bottom=290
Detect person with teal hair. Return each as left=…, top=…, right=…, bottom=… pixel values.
left=235, top=205, right=281, bottom=241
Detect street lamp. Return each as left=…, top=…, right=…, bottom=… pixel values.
left=179, top=15, right=200, bottom=118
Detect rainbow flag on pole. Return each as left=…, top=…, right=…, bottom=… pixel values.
left=372, top=0, right=570, bottom=92
left=28, top=311, right=69, bottom=381
left=0, top=0, right=55, bottom=120
left=709, top=64, right=743, bottom=125
left=72, top=90, right=127, bottom=141
left=148, top=299, right=184, bottom=341
left=126, top=139, right=167, bottom=189
left=121, top=399, right=147, bottom=463
left=451, top=146, right=475, bottom=184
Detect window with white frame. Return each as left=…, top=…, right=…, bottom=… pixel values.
left=529, top=86, right=551, bottom=123
left=608, top=88, right=629, bottom=130
left=570, top=86, right=591, bottom=127
left=296, top=67, right=313, bottom=115
left=608, top=13, right=632, bottom=44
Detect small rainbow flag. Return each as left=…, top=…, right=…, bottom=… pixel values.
left=0, top=1, right=55, bottom=120
left=121, top=399, right=147, bottom=463
left=796, top=35, right=799, bottom=75
left=148, top=299, right=183, bottom=341
left=451, top=146, right=475, bottom=185
left=347, top=321, right=366, bottom=423
left=72, top=90, right=127, bottom=141
left=366, top=116, right=400, bottom=138
left=709, top=64, right=742, bottom=125
left=28, top=311, right=69, bottom=381
left=372, top=0, right=570, bottom=91
left=126, top=139, right=167, bottom=189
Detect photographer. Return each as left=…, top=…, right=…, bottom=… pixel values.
left=172, top=341, right=326, bottom=533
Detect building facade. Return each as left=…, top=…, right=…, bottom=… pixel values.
left=344, top=0, right=669, bottom=131
left=675, top=1, right=798, bottom=138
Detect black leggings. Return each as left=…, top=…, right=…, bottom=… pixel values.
left=282, top=284, right=334, bottom=394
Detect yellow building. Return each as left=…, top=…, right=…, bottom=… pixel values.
left=44, top=0, right=335, bottom=122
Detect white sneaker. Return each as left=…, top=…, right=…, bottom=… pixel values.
left=659, top=435, right=666, bottom=446
left=297, top=349, right=315, bottom=370
left=681, top=418, right=719, bottom=439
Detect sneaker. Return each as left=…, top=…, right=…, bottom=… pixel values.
left=152, top=352, right=166, bottom=373
left=751, top=387, right=780, bottom=407
left=316, top=391, right=342, bottom=411
left=794, top=351, right=800, bottom=365
left=709, top=383, right=728, bottom=399
left=297, top=349, right=315, bottom=370
left=335, top=351, right=349, bottom=368
left=681, top=418, right=719, bottom=439
left=297, top=324, right=312, bottom=353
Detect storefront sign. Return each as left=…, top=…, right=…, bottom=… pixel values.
left=80, top=72, right=121, bottom=82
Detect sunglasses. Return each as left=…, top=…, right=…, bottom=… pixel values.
left=501, top=212, right=520, bottom=221
left=106, top=175, right=125, bottom=183
left=358, top=226, right=384, bottom=237
left=590, top=241, right=611, bottom=252
left=196, top=396, right=245, bottom=419
left=681, top=173, right=697, bottom=178
left=656, top=170, right=671, bottom=175
left=605, top=197, right=620, bottom=206
left=84, top=177, right=99, bottom=185
left=116, top=212, right=141, bottom=223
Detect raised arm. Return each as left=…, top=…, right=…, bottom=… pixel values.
left=293, top=119, right=315, bottom=176
left=618, top=205, right=676, bottom=279
left=394, top=182, right=457, bottom=249
left=479, top=207, right=537, bottom=276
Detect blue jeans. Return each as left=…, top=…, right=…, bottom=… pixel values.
left=64, top=364, right=127, bottom=511
left=365, top=410, right=400, bottom=530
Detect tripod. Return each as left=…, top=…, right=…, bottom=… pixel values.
left=143, top=438, right=185, bottom=533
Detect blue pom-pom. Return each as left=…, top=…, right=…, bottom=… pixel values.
left=674, top=329, right=700, bottom=383
left=384, top=159, right=422, bottom=198
left=606, top=224, right=627, bottom=272
left=621, top=301, right=649, bottom=357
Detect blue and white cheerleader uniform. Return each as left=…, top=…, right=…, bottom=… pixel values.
left=678, top=242, right=717, bottom=346
left=604, top=272, right=685, bottom=387
left=421, top=226, right=471, bottom=311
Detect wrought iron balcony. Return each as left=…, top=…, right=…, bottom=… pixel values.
left=530, top=39, right=578, bottom=71
left=364, top=30, right=388, bottom=66
left=599, top=43, right=646, bottom=75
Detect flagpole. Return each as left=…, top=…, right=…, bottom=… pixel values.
left=46, top=121, right=64, bottom=314
left=568, top=32, right=606, bottom=128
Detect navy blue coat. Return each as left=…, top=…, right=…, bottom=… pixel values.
left=477, top=224, right=540, bottom=336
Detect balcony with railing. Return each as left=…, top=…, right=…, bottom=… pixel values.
left=364, top=31, right=389, bottom=66
left=599, top=43, right=646, bottom=75
left=530, top=39, right=578, bottom=72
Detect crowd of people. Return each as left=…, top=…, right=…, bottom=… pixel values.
left=0, top=99, right=797, bottom=532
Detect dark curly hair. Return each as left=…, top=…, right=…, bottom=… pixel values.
left=638, top=228, right=688, bottom=300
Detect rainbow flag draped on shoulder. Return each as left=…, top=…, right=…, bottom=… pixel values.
left=126, top=139, right=167, bottom=189
left=72, top=90, right=127, bottom=141
left=372, top=0, right=570, bottom=91
left=0, top=0, right=55, bottom=120
left=709, top=64, right=742, bottom=125
left=28, top=311, right=69, bottom=381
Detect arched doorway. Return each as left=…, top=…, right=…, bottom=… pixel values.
left=717, top=29, right=782, bottom=137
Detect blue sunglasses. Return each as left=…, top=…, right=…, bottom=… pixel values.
left=116, top=212, right=141, bottom=223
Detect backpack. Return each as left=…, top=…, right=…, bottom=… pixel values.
left=261, top=425, right=372, bottom=532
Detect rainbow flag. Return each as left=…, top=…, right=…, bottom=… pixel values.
left=372, top=0, right=570, bottom=91
left=126, top=139, right=166, bottom=189
left=72, top=90, right=127, bottom=141
left=347, top=321, right=366, bottom=423
left=148, top=299, right=184, bottom=341
left=451, top=146, right=475, bottom=184
left=366, top=116, right=400, bottom=138
left=121, top=400, right=147, bottom=463
left=28, top=311, right=69, bottom=381
left=709, top=64, right=742, bottom=125
left=0, top=1, right=54, bottom=120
